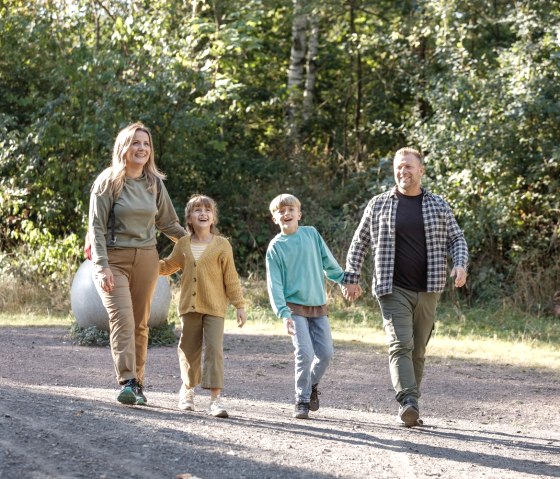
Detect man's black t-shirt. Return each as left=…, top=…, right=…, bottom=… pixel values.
left=393, top=191, right=427, bottom=292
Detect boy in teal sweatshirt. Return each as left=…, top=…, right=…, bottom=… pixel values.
left=266, top=194, right=344, bottom=419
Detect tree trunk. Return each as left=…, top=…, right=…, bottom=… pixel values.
left=303, top=13, right=319, bottom=121
left=349, top=1, right=363, bottom=165
left=286, top=0, right=308, bottom=142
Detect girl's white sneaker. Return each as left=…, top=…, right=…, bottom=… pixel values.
left=178, top=385, right=195, bottom=411
left=209, top=396, right=228, bottom=418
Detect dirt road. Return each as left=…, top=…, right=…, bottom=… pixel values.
left=0, top=327, right=558, bottom=478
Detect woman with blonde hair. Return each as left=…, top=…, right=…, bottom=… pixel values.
left=88, top=122, right=186, bottom=405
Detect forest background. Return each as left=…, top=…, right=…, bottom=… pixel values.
left=0, top=0, right=558, bottom=324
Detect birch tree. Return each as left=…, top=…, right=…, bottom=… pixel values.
left=286, top=0, right=307, bottom=142
left=303, top=12, right=319, bottom=121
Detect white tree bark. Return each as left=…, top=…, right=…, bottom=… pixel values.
left=303, top=13, right=319, bottom=121
left=286, top=0, right=308, bottom=138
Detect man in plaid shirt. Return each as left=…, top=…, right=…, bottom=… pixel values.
left=343, top=147, right=468, bottom=427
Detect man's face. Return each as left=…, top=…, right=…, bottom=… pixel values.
left=394, top=153, right=424, bottom=195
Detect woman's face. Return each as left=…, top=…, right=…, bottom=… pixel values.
left=125, top=130, right=151, bottom=171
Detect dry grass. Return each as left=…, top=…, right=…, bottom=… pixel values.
left=0, top=312, right=73, bottom=327
left=512, top=258, right=560, bottom=313
left=1, top=276, right=558, bottom=370
left=0, top=277, right=70, bottom=315
left=224, top=315, right=560, bottom=371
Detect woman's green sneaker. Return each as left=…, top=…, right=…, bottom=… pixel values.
left=117, top=379, right=145, bottom=405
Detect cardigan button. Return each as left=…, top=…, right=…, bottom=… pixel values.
left=192, top=292, right=196, bottom=296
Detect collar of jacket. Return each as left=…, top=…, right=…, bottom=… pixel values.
left=389, top=186, right=429, bottom=198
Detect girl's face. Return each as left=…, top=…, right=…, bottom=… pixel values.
left=188, top=204, right=214, bottom=231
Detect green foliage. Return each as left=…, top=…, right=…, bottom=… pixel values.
left=435, top=301, right=560, bottom=345
left=397, top=0, right=560, bottom=306
left=1, top=0, right=559, bottom=312
left=69, top=320, right=178, bottom=347
left=0, top=229, right=82, bottom=300
left=148, top=320, right=179, bottom=346
left=69, top=323, right=110, bottom=347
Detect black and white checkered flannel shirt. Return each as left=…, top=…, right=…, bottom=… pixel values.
left=344, top=187, right=469, bottom=297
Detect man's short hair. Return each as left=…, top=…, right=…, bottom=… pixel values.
left=269, top=194, right=301, bottom=214
left=395, top=147, right=424, bottom=165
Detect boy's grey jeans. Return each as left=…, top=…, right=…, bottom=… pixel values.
left=377, top=286, right=441, bottom=404
left=290, top=315, right=334, bottom=403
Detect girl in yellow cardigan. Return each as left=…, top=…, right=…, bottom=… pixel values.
left=159, top=194, right=247, bottom=417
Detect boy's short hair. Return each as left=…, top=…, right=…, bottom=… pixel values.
left=269, top=194, right=301, bottom=215
left=394, top=147, right=424, bottom=165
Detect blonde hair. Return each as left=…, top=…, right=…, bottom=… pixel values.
left=184, top=194, right=219, bottom=235
left=269, top=194, right=301, bottom=215
left=94, top=122, right=165, bottom=198
left=394, top=147, right=424, bottom=165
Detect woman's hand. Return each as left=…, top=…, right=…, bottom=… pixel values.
left=98, top=267, right=114, bottom=293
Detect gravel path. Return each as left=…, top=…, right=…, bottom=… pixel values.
left=0, top=327, right=558, bottom=479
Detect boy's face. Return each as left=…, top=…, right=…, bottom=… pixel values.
left=272, top=205, right=301, bottom=235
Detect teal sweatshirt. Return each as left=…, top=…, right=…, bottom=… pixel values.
left=265, top=226, right=344, bottom=319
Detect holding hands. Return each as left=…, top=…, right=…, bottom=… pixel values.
left=341, top=283, right=363, bottom=301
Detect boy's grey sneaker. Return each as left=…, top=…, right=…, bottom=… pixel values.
left=117, top=379, right=145, bottom=405
left=395, top=415, right=424, bottom=427
left=309, top=384, right=320, bottom=411
left=178, top=385, right=195, bottom=411
left=293, top=401, right=310, bottom=419
left=398, top=396, right=420, bottom=427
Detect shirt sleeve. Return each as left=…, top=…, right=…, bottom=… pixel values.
left=266, top=246, right=291, bottom=319
left=155, top=181, right=187, bottom=242
left=159, top=239, right=184, bottom=276
left=445, top=204, right=469, bottom=271
left=344, top=199, right=374, bottom=284
left=317, top=230, right=345, bottom=284
left=88, top=187, right=112, bottom=272
left=221, top=241, right=245, bottom=309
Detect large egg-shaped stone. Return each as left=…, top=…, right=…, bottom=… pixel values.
left=70, top=260, right=171, bottom=331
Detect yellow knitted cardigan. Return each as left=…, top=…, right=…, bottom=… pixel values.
left=159, top=235, right=245, bottom=318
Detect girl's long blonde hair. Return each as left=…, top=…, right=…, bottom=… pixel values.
left=93, top=122, right=165, bottom=198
